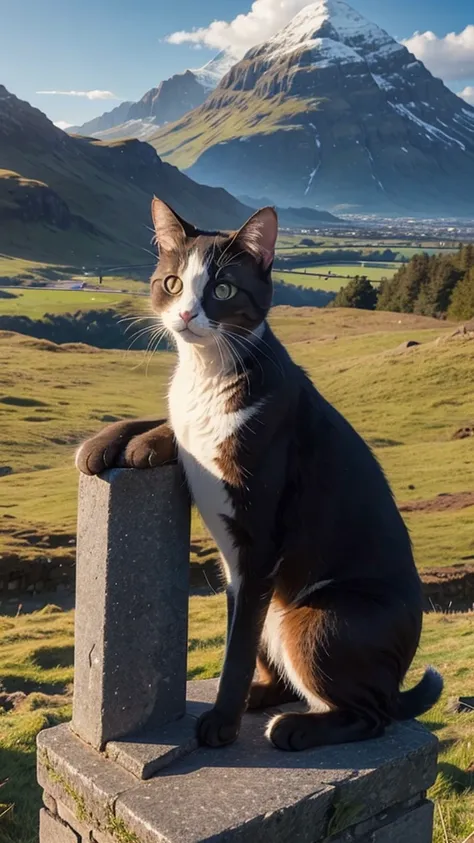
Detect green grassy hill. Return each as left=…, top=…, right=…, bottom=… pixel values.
left=1, top=305, right=473, bottom=843
left=0, top=86, right=254, bottom=265
left=1, top=307, right=473, bottom=572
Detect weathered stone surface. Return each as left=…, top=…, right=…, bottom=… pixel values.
left=56, top=800, right=94, bottom=842
left=38, top=680, right=438, bottom=843
left=37, top=723, right=137, bottom=828
left=90, top=830, right=115, bottom=843
left=104, top=680, right=305, bottom=781
left=106, top=714, right=199, bottom=780
left=72, top=467, right=190, bottom=749
left=114, top=681, right=438, bottom=843
left=39, top=809, right=79, bottom=843
left=369, top=801, right=434, bottom=842
left=42, top=793, right=58, bottom=815
left=329, top=798, right=432, bottom=841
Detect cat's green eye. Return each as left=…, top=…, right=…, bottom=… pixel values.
left=213, top=282, right=237, bottom=301
left=163, top=275, right=183, bottom=296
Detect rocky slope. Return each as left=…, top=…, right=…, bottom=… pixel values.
left=70, top=52, right=237, bottom=141
left=68, top=100, right=133, bottom=137
left=0, top=85, right=254, bottom=263
left=149, top=0, right=474, bottom=215
left=0, top=85, right=339, bottom=263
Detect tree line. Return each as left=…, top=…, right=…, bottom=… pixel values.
left=331, top=245, right=474, bottom=320
left=274, top=248, right=398, bottom=271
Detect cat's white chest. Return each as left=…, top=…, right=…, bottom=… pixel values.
left=168, top=364, right=242, bottom=586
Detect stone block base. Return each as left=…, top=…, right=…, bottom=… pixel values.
left=38, top=680, right=438, bottom=843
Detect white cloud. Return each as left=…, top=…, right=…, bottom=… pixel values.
left=37, top=90, right=118, bottom=100
left=403, top=25, right=474, bottom=82
left=458, top=86, right=474, bottom=106
left=166, top=0, right=313, bottom=57
left=54, top=121, right=73, bottom=130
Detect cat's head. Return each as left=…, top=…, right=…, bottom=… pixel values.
left=150, top=199, right=278, bottom=346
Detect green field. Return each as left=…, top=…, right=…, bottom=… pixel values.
left=0, top=256, right=56, bottom=282
left=276, top=263, right=396, bottom=289
left=0, top=288, right=140, bottom=318
left=1, top=307, right=473, bottom=571
left=277, top=245, right=456, bottom=258
left=1, top=299, right=474, bottom=843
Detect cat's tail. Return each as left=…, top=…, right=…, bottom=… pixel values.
left=396, top=666, right=443, bottom=720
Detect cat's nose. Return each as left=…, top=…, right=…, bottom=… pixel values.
left=180, top=311, right=194, bottom=324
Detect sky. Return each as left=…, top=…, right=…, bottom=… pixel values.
left=1, top=0, right=473, bottom=128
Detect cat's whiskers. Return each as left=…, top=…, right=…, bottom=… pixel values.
left=119, top=316, right=155, bottom=336
left=215, top=231, right=240, bottom=269
left=206, top=316, right=281, bottom=376
left=216, top=250, right=247, bottom=275
left=138, top=244, right=159, bottom=260
left=130, top=324, right=169, bottom=373
left=145, top=328, right=169, bottom=376
left=126, top=324, right=158, bottom=349
left=219, top=330, right=255, bottom=390
left=229, top=325, right=285, bottom=376
left=231, top=330, right=285, bottom=378
left=216, top=331, right=239, bottom=384
left=206, top=319, right=263, bottom=385
left=208, top=235, right=219, bottom=271
left=212, top=332, right=228, bottom=381
left=210, top=323, right=250, bottom=391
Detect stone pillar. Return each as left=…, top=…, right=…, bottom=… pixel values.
left=72, top=467, right=190, bottom=749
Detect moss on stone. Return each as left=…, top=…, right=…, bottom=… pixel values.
left=106, top=812, right=143, bottom=843
left=40, top=750, right=91, bottom=824
left=327, top=796, right=363, bottom=835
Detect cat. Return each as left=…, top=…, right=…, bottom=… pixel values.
left=76, top=199, right=443, bottom=751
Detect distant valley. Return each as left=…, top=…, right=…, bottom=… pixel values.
left=0, top=84, right=341, bottom=267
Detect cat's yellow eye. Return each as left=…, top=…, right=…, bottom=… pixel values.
left=163, top=275, right=183, bottom=296
left=214, top=282, right=237, bottom=301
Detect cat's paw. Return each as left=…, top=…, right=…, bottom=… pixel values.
left=120, top=426, right=176, bottom=469
left=247, top=681, right=300, bottom=711
left=75, top=435, right=123, bottom=476
left=196, top=708, right=240, bottom=748
left=266, top=713, right=311, bottom=752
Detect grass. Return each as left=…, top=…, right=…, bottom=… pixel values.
left=275, top=262, right=394, bottom=290
left=0, top=288, right=135, bottom=318
left=0, top=602, right=472, bottom=843
left=1, top=308, right=473, bottom=570
left=150, top=92, right=322, bottom=170
left=0, top=302, right=473, bottom=842
left=0, top=256, right=55, bottom=283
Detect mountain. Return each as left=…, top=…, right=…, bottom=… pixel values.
left=0, top=85, right=257, bottom=264
left=192, top=51, right=239, bottom=92
left=70, top=52, right=237, bottom=141
left=0, top=85, right=340, bottom=264
left=69, top=100, right=133, bottom=137
left=149, top=0, right=474, bottom=216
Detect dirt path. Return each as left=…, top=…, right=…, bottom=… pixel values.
left=399, top=491, right=474, bottom=514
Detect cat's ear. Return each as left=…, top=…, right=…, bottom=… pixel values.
left=235, top=207, right=278, bottom=270
left=151, top=198, right=198, bottom=253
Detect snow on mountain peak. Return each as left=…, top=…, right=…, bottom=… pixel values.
left=255, top=0, right=398, bottom=63
left=192, top=50, right=238, bottom=92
